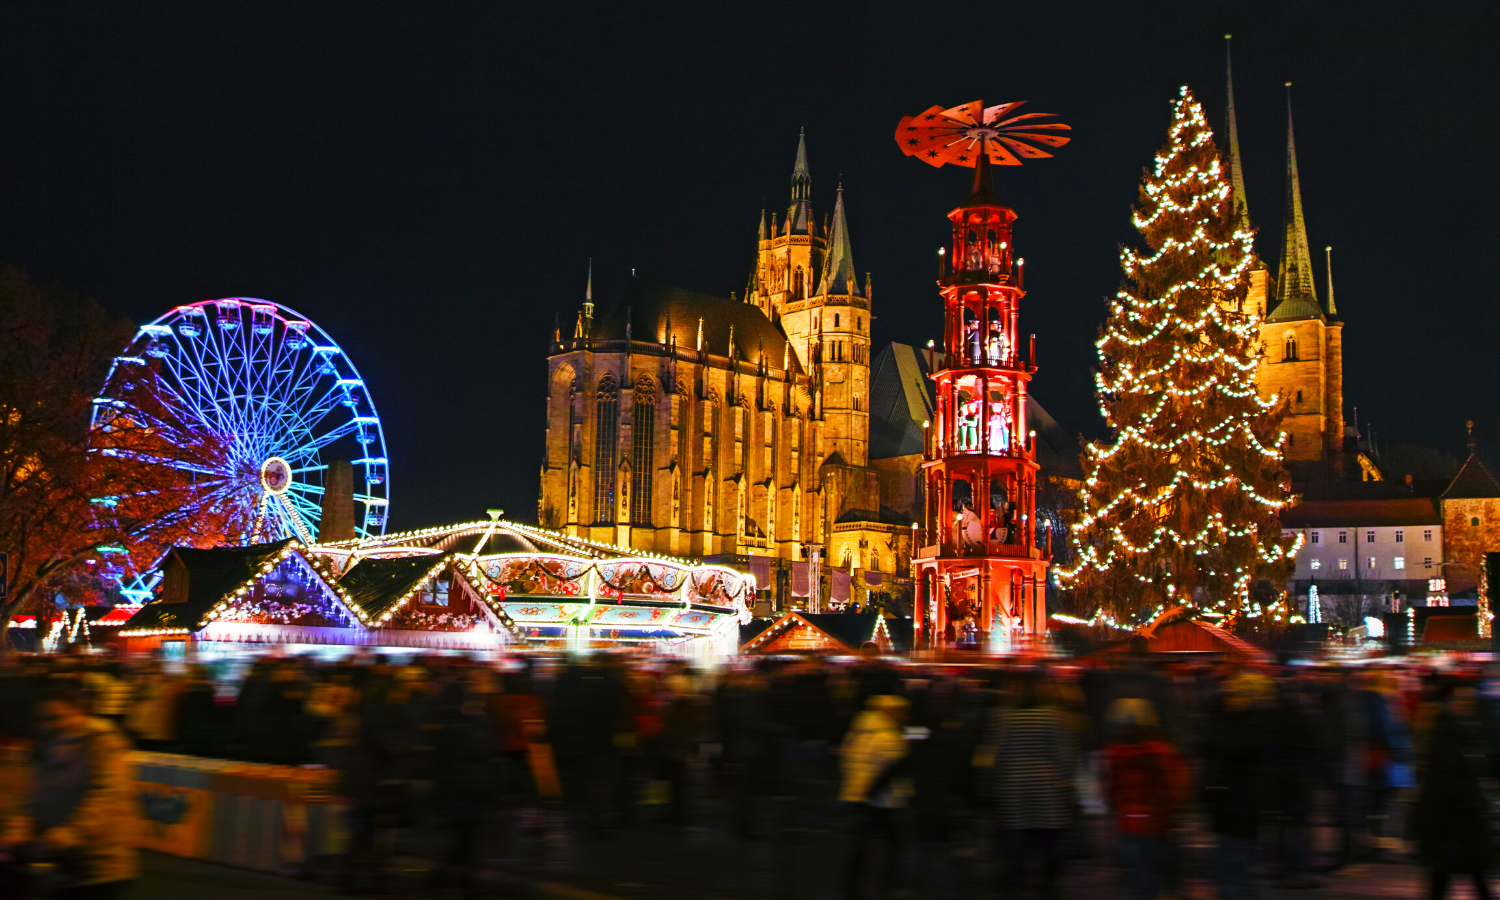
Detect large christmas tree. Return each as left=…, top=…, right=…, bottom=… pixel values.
left=1062, top=87, right=1298, bottom=623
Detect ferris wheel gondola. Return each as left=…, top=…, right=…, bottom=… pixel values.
left=92, top=298, right=390, bottom=599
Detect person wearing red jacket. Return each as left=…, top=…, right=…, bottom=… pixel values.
left=1105, top=699, right=1187, bottom=900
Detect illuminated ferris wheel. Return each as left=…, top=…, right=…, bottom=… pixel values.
left=91, top=298, right=390, bottom=590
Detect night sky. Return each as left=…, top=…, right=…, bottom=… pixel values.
left=1, top=2, right=1495, bottom=531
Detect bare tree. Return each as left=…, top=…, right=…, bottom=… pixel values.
left=0, top=267, right=233, bottom=651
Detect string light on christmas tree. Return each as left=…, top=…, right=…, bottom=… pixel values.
left=1060, top=86, right=1298, bottom=623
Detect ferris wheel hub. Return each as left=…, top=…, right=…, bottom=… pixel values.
left=260, top=457, right=292, bottom=495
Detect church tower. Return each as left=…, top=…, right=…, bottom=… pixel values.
left=748, top=131, right=827, bottom=324
left=748, top=134, right=874, bottom=466
left=1254, top=86, right=1345, bottom=476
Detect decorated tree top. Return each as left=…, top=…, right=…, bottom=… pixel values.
left=1062, top=87, right=1298, bottom=622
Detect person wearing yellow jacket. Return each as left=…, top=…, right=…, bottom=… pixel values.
left=4, top=686, right=139, bottom=899
left=839, top=694, right=912, bottom=900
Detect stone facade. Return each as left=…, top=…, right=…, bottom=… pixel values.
left=1440, top=456, right=1500, bottom=596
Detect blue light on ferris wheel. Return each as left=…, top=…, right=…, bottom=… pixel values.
left=89, top=297, right=391, bottom=598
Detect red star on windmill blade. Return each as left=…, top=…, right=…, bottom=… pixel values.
left=895, top=100, right=1071, bottom=169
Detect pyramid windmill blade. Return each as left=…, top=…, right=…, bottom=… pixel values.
left=984, top=140, right=1023, bottom=166
left=942, top=101, right=984, bottom=125
left=983, top=101, right=1027, bottom=123
left=992, top=111, right=1063, bottom=128
left=999, top=138, right=1053, bottom=159
left=1004, top=131, right=1071, bottom=148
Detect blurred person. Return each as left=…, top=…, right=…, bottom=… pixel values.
left=1369, top=668, right=1417, bottom=860
left=839, top=694, right=912, bottom=900
left=551, top=659, right=629, bottom=839
left=1104, top=698, right=1186, bottom=900
left=1327, top=669, right=1392, bottom=868
left=123, top=661, right=179, bottom=752
left=1262, top=676, right=1319, bottom=887
left=981, top=671, right=1077, bottom=900
left=427, top=679, right=498, bottom=895
left=718, top=666, right=779, bottom=840
left=1201, top=670, right=1273, bottom=900
left=772, top=658, right=837, bottom=900
left=83, top=662, right=132, bottom=731
left=908, top=678, right=977, bottom=900
left=1414, top=680, right=1498, bottom=900
left=340, top=670, right=421, bottom=895
left=2, top=686, right=138, bottom=899
left=171, top=665, right=224, bottom=758
left=657, top=672, right=705, bottom=826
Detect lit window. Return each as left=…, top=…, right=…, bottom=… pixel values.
left=1338, top=531, right=1347, bottom=544
left=1311, top=559, right=1321, bottom=570
left=1367, top=557, right=1376, bottom=569
left=422, top=579, right=450, bottom=607
left=1396, top=530, right=1404, bottom=543
left=1424, top=557, right=1433, bottom=568
left=1366, top=531, right=1375, bottom=543
left=1338, top=558, right=1348, bottom=571
left=1424, top=529, right=1433, bottom=541
left=1394, top=557, right=1405, bottom=570
left=1310, top=531, right=1320, bottom=545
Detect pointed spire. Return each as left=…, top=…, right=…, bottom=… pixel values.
left=786, top=130, right=813, bottom=235
left=1224, top=35, right=1251, bottom=239
left=1325, top=245, right=1337, bottom=316
left=820, top=184, right=857, bottom=296
left=757, top=209, right=767, bottom=241
left=965, top=148, right=1001, bottom=205
left=582, top=258, right=594, bottom=322
left=1270, top=83, right=1323, bottom=322
left=791, top=129, right=810, bottom=196
left=696, top=316, right=703, bottom=351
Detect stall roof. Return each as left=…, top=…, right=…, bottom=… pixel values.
left=122, top=539, right=295, bottom=631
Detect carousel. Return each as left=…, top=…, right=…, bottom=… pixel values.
left=118, top=518, right=754, bottom=662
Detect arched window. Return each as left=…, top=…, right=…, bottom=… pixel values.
left=1283, top=333, right=1298, bottom=361
left=793, top=267, right=804, bottom=300
left=630, top=388, right=655, bottom=525
left=593, top=376, right=619, bottom=522
left=1473, top=516, right=1482, bottom=528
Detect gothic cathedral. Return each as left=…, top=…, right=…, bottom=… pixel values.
left=538, top=134, right=887, bottom=563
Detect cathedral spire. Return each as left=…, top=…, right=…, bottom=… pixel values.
left=820, top=184, right=857, bottom=295
left=787, top=130, right=813, bottom=235
left=757, top=208, right=767, bottom=241
left=1224, top=35, right=1251, bottom=238
left=1325, top=245, right=1337, bottom=316
left=582, top=258, right=594, bottom=330
left=1271, top=83, right=1322, bottom=321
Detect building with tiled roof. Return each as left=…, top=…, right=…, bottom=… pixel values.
left=1279, top=449, right=1500, bottom=609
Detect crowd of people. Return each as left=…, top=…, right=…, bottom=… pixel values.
left=0, top=646, right=1498, bottom=899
